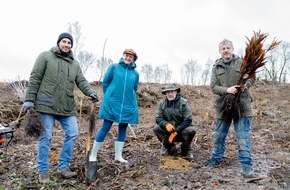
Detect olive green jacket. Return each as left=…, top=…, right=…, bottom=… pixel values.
left=25, top=46, right=95, bottom=116
left=156, top=94, right=193, bottom=133
left=210, top=54, right=255, bottom=119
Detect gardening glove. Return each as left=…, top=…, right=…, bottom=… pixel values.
left=168, top=132, right=177, bottom=143
left=165, top=123, right=175, bottom=133
left=22, top=101, right=35, bottom=113
left=89, top=93, right=99, bottom=103
left=0, top=135, right=5, bottom=144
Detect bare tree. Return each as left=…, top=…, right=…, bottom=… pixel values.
left=96, top=39, right=113, bottom=82
left=5, top=76, right=28, bottom=102
left=96, top=57, right=113, bottom=82
left=282, top=70, right=288, bottom=83
left=201, top=59, right=213, bottom=85
left=141, top=64, right=154, bottom=82
left=277, top=42, right=290, bottom=83
left=77, top=50, right=96, bottom=74
left=154, top=66, right=162, bottom=83
left=67, top=21, right=83, bottom=56
left=181, top=59, right=201, bottom=85
left=181, top=64, right=190, bottom=85
left=262, top=42, right=290, bottom=83
left=67, top=21, right=97, bottom=75
left=160, top=64, right=172, bottom=83
left=139, top=64, right=172, bottom=83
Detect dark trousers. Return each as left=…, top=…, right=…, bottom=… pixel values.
left=153, top=125, right=196, bottom=153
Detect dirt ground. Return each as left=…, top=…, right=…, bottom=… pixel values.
left=0, top=81, right=289, bottom=190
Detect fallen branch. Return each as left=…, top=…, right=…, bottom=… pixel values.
left=8, top=107, right=23, bottom=128
left=218, top=178, right=242, bottom=183
left=128, top=124, right=137, bottom=138
left=245, top=177, right=266, bottom=183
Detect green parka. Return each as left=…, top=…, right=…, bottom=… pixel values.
left=210, top=54, right=255, bottom=119
left=25, top=46, right=95, bottom=116
left=156, top=94, right=193, bottom=133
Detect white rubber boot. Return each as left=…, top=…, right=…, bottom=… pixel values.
left=89, top=141, right=102, bottom=162
left=114, top=141, right=128, bottom=163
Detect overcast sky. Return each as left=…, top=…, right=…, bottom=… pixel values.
left=1, top=0, right=289, bottom=83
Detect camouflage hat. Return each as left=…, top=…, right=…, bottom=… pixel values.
left=161, top=83, right=180, bottom=95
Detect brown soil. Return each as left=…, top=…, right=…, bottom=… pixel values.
left=0, top=81, right=289, bottom=190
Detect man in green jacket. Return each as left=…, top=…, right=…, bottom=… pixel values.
left=205, top=39, right=255, bottom=178
left=22, top=32, right=99, bottom=183
left=154, top=83, right=196, bottom=159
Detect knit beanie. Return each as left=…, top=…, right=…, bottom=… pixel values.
left=57, top=32, right=73, bottom=48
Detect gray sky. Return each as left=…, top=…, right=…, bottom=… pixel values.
left=1, top=0, right=289, bottom=83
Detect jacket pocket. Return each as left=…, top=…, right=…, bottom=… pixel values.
left=216, top=69, right=226, bottom=83
left=36, top=92, right=54, bottom=107
left=64, top=90, right=75, bottom=112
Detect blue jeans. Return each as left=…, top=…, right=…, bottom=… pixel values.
left=38, top=113, right=78, bottom=174
left=95, top=119, right=128, bottom=142
left=211, top=117, right=252, bottom=169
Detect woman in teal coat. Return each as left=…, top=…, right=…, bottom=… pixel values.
left=89, top=49, right=139, bottom=166
left=98, top=51, right=139, bottom=124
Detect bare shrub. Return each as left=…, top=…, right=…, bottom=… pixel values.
left=5, top=76, right=28, bottom=103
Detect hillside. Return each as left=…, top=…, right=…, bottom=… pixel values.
left=0, top=81, right=289, bottom=190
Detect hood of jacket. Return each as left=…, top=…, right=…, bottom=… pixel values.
left=50, top=46, right=75, bottom=61
left=118, top=57, right=137, bottom=70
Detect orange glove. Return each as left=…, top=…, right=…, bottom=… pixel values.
left=168, top=132, right=177, bottom=143
left=165, top=123, right=175, bottom=133
left=0, top=135, right=5, bottom=144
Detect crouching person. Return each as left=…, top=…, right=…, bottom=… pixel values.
left=154, top=83, right=196, bottom=159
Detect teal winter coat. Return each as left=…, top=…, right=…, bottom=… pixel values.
left=25, top=46, right=95, bottom=116
left=98, top=58, right=139, bottom=124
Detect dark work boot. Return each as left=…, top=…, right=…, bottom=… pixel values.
left=39, top=172, right=49, bottom=183
left=181, top=140, right=193, bottom=160
left=181, top=150, right=194, bottom=160
left=163, top=144, right=177, bottom=156
left=203, top=158, right=221, bottom=168
left=242, top=167, right=254, bottom=178
left=57, top=168, right=77, bottom=179
left=181, top=128, right=195, bottom=159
